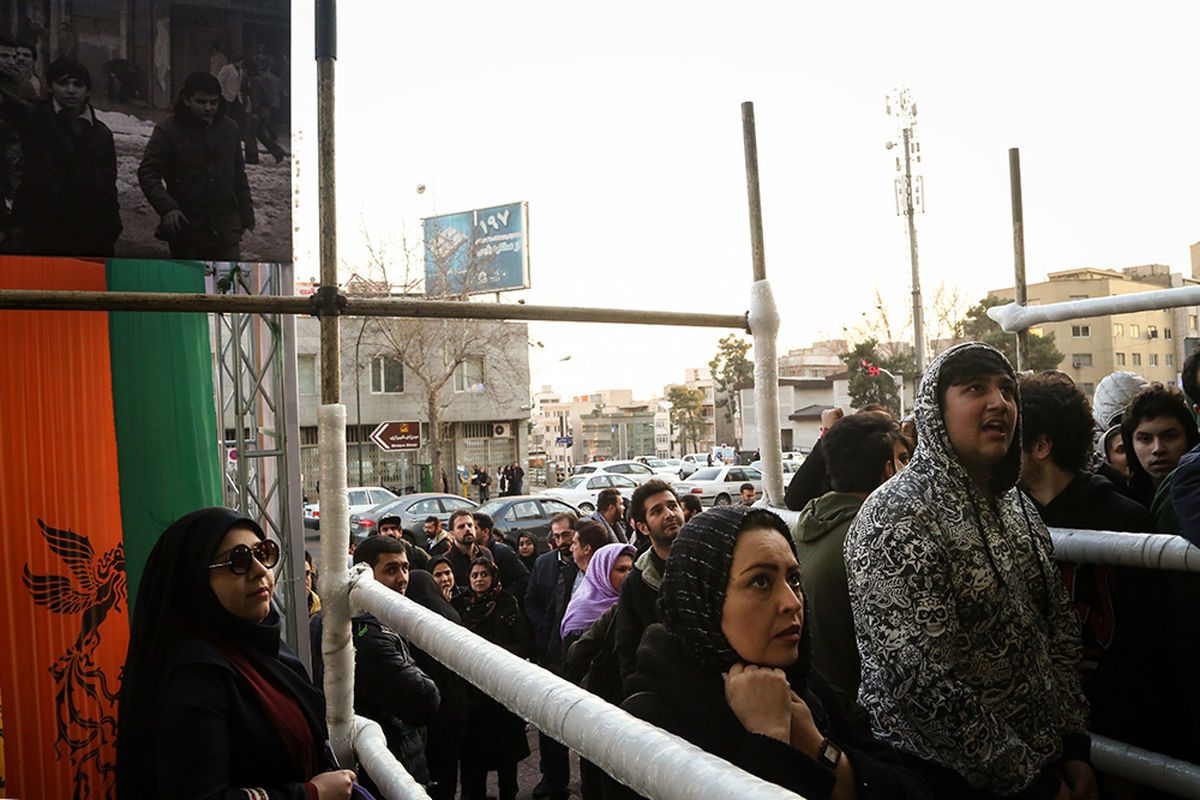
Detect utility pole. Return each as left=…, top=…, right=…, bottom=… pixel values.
left=887, top=88, right=926, bottom=373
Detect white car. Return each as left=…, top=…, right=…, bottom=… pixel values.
left=539, top=473, right=639, bottom=514
left=673, top=465, right=764, bottom=507
left=303, top=486, right=399, bottom=529
left=678, top=452, right=725, bottom=478
left=647, top=458, right=683, bottom=478
left=572, top=459, right=674, bottom=485
left=749, top=459, right=801, bottom=476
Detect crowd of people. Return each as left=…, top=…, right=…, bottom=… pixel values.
left=115, top=340, right=1200, bottom=800
left=0, top=36, right=283, bottom=259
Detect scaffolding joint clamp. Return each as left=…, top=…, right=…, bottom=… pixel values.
left=310, top=286, right=347, bottom=318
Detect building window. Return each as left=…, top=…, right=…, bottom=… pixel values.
left=1113, top=323, right=1124, bottom=336
left=1080, top=383, right=1095, bottom=396
left=1191, top=314, right=1198, bottom=332
left=1071, top=353, right=1093, bottom=368
left=298, top=355, right=317, bottom=395
left=1167, top=354, right=1175, bottom=367
left=1071, top=325, right=1091, bottom=338
left=1130, top=324, right=1140, bottom=338
left=1069, top=294, right=1088, bottom=301
left=1166, top=328, right=1172, bottom=339
left=1029, top=326, right=1045, bottom=338
left=1132, top=353, right=1142, bottom=366
left=1148, top=325, right=1159, bottom=339
left=1150, top=354, right=1159, bottom=366
left=454, top=357, right=484, bottom=392
left=1115, top=353, right=1126, bottom=366
left=371, top=356, right=404, bottom=393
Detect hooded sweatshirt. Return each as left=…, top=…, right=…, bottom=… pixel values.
left=793, top=491, right=866, bottom=699
left=845, top=342, right=1089, bottom=797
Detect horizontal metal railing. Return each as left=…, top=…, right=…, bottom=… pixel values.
left=988, top=285, right=1200, bottom=332
left=0, top=288, right=748, bottom=330
left=348, top=566, right=806, bottom=800
left=352, top=716, right=433, bottom=800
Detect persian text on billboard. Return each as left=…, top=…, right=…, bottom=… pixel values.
left=422, top=202, right=529, bottom=295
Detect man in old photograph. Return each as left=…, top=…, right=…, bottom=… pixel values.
left=138, top=71, right=254, bottom=261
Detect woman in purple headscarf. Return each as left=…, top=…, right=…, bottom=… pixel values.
left=561, top=542, right=636, bottom=644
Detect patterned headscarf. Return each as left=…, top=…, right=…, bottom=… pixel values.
left=658, top=505, right=811, bottom=678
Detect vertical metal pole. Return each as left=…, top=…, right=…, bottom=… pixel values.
left=1009, top=148, right=1030, bottom=370
left=904, top=128, right=925, bottom=373
left=741, top=101, right=784, bottom=505
left=742, top=102, right=767, bottom=283
left=313, top=0, right=354, bottom=771
left=317, top=0, right=339, bottom=404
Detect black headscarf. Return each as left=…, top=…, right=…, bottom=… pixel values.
left=116, top=507, right=326, bottom=798
left=405, top=569, right=462, bottom=625
left=657, top=505, right=813, bottom=688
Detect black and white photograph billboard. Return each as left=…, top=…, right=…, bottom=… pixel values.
left=0, top=0, right=292, bottom=263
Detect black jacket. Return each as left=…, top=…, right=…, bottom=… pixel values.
left=154, top=634, right=328, bottom=800
left=11, top=97, right=121, bottom=255
left=604, top=625, right=932, bottom=800
left=310, top=611, right=440, bottom=783
left=524, top=549, right=578, bottom=668
left=138, top=100, right=253, bottom=244
left=613, top=549, right=663, bottom=686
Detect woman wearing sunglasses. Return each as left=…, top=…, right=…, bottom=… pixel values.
left=116, top=507, right=356, bottom=799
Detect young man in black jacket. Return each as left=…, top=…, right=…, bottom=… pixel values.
left=310, top=536, right=440, bottom=788
left=138, top=72, right=254, bottom=260
left=613, top=479, right=683, bottom=685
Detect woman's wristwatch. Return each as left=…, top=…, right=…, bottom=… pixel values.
left=817, top=737, right=842, bottom=771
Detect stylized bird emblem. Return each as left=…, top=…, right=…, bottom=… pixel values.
left=22, top=519, right=127, bottom=799
left=23, top=519, right=126, bottom=651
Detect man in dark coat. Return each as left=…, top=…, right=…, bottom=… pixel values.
left=614, top=479, right=683, bottom=685
left=9, top=58, right=121, bottom=256
left=523, top=512, right=578, bottom=800
left=138, top=71, right=254, bottom=260
left=310, top=536, right=440, bottom=788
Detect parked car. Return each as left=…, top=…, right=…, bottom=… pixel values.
left=539, top=473, right=639, bottom=514
left=348, top=492, right=478, bottom=543
left=749, top=459, right=801, bottom=476
left=678, top=452, right=721, bottom=478
left=643, top=458, right=683, bottom=478
left=303, top=486, right=399, bottom=530
left=475, top=495, right=582, bottom=549
left=572, top=459, right=673, bottom=484
left=672, top=465, right=764, bottom=507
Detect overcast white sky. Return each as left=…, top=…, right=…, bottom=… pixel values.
left=291, top=1, right=1200, bottom=400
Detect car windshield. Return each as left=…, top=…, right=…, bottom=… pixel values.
left=559, top=475, right=589, bottom=489
left=475, top=500, right=506, bottom=517
left=689, top=468, right=721, bottom=481
left=646, top=460, right=668, bottom=468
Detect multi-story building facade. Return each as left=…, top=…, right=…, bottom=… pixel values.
left=294, top=316, right=529, bottom=498
left=990, top=264, right=1200, bottom=397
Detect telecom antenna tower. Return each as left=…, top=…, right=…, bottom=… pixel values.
left=886, top=87, right=926, bottom=372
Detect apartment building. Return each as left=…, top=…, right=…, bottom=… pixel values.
left=990, top=264, right=1200, bottom=396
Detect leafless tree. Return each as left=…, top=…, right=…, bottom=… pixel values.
left=344, top=223, right=528, bottom=490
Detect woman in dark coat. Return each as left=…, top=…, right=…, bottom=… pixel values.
left=116, top=507, right=355, bottom=799
left=605, top=506, right=932, bottom=800
left=451, top=557, right=533, bottom=800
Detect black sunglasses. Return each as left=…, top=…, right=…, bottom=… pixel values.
left=208, top=539, right=280, bottom=575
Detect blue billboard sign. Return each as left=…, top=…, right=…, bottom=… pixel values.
left=423, top=201, right=530, bottom=296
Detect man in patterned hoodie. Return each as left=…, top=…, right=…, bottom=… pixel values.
left=845, top=342, right=1096, bottom=800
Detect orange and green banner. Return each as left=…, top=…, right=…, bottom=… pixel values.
left=0, top=257, right=221, bottom=799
